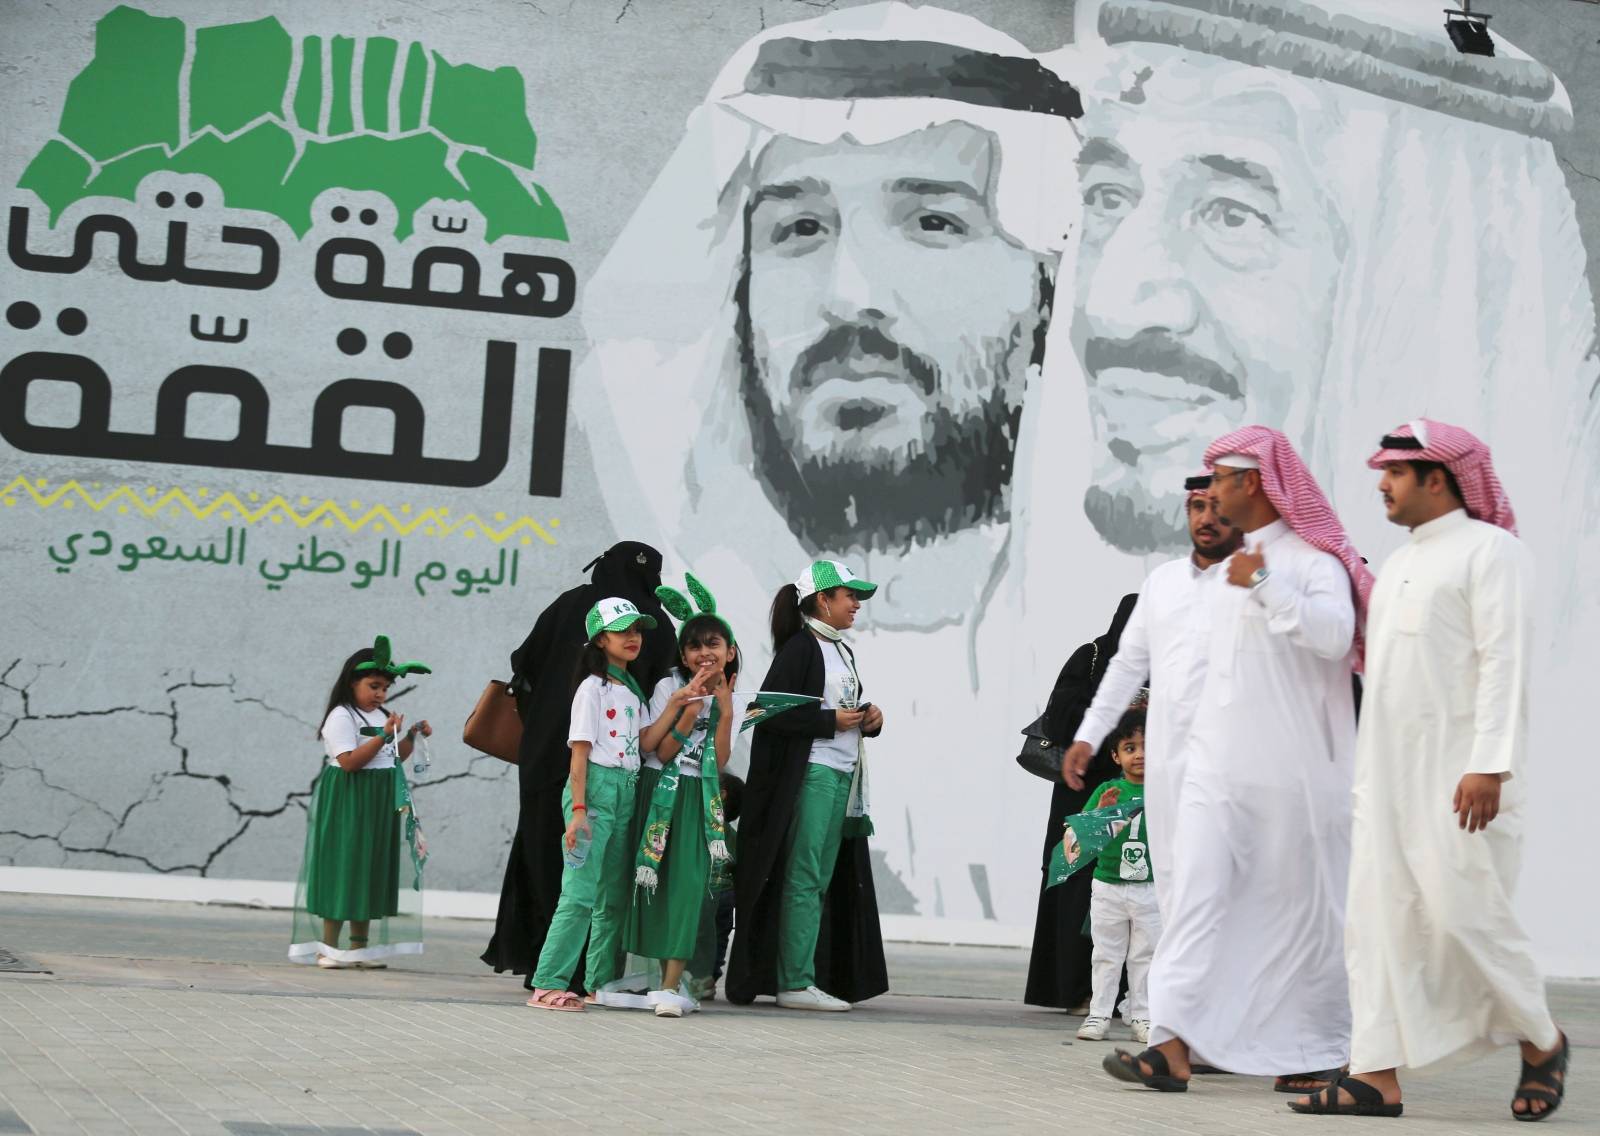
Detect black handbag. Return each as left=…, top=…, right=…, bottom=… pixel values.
left=1015, top=710, right=1065, bottom=781
left=1014, top=641, right=1099, bottom=782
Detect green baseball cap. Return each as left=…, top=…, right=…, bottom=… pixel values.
left=794, top=560, right=877, bottom=601
left=585, top=596, right=659, bottom=638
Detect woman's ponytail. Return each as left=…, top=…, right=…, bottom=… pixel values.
left=769, top=583, right=803, bottom=650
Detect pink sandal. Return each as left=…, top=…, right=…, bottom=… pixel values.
left=526, top=988, right=584, bottom=1012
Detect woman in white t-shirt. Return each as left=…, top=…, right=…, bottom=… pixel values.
left=726, top=561, right=889, bottom=1012
left=289, top=636, right=432, bottom=969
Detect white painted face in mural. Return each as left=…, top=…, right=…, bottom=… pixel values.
left=1072, top=57, right=1346, bottom=552
left=738, top=121, right=1048, bottom=553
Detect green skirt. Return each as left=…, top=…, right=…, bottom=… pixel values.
left=303, top=764, right=402, bottom=921
left=624, top=774, right=712, bottom=961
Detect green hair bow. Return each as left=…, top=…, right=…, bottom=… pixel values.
left=353, top=635, right=433, bottom=678
left=654, top=573, right=735, bottom=645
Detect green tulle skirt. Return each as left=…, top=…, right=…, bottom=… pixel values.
left=288, top=763, right=423, bottom=965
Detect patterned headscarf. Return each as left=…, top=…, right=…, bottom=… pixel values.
left=1367, top=418, right=1518, bottom=535
left=1205, top=425, right=1374, bottom=666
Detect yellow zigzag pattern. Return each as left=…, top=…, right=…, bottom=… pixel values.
left=0, top=477, right=560, bottom=546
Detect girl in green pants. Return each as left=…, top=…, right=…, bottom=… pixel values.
left=528, top=597, right=665, bottom=1011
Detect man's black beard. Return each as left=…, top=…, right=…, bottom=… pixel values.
left=739, top=353, right=1023, bottom=556
left=732, top=247, right=1050, bottom=556
left=1191, top=529, right=1243, bottom=563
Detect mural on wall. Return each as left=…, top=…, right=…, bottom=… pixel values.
left=1, top=0, right=1596, bottom=968
left=578, top=3, right=1084, bottom=922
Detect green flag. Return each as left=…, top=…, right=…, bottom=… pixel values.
left=1045, top=801, right=1144, bottom=888
left=734, top=691, right=821, bottom=732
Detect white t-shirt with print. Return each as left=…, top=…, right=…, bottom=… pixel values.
left=808, top=639, right=861, bottom=773
left=568, top=673, right=645, bottom=770
left=644, top=673, right=716, bottom=776
left=321, top=705, right=398, bottom=770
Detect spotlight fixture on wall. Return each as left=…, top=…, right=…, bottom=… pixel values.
left=1444, top=3, right=1495, bottom=56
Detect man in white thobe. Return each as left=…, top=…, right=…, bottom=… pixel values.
left=1102, top=425, right=1372, bottom=1095
left=1291, top=420, right=1568, bottom=1121
left=1064, top=474, right=1242, bottom=919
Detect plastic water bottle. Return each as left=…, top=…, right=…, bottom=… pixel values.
left=412, top=733, right=431, bottom=776
left=563, top=824, right=592, bottom=870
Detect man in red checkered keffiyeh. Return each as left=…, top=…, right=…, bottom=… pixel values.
left=1204, top=425, right=1374, bottom=667
left=1103, top=425, right=1364, bottom=1097
left=1337, top=418, right=1567, bottom=1121
left=1366, top=418, right=1517, bottom=534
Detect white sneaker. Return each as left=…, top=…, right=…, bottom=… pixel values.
left=648, top=989, right=696, bottom=1018
left=1130, top=1019, right=1151, bottom=1044
left=1077, top=1015, right=1111, bottom=1040
left=652, top=996, right=683, bottom=1018
left=315, top=955, right=351, bottom=969
left=776, top=985, right=850, bottom=1012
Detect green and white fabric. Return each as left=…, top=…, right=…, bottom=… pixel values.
left=569, top=672, right=647, bottom=770
left=804, top=616, right=872, bottom=838
left=531, top=762, right=638, bottom=992
left=654, top=572, right=735, bottom=644
left=288, top=710, right=424, bottom=964
left=352, top=634, right=431, bottom=678
left=585, top=596, right=659, bottom=638
left=632, top=691, right=730, bottom=895
left=777, top=763, right=853, bottom=990
left=1045, top=799, right=1147, bottom=889
left=793, top=560, right=877, bottom=601
left=1085, top=778, right=1151, bottom=884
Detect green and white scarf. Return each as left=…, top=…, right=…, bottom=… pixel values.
left=633, top=685, right=730, bottom=895
left=605, top=663, right=649, bottom=707
left=805, top=617, right=873, bottom=838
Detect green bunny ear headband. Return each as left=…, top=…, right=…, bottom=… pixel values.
left=654, top=572, right=736, bottom=645
left=353, top=635, right=433, bottom=678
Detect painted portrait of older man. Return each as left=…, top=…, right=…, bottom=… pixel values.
left=1044, top=0, right=1598, bottom=556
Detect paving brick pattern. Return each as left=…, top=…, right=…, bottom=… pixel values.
left=0, top=896, right=1593, bottom=1134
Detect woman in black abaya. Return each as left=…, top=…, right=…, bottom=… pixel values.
left=1023, top=593, right=1140, bottom=1010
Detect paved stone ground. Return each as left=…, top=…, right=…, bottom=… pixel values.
left=0, top=895, right=1593, bottom=1134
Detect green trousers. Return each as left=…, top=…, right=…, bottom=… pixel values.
left=531, top=762, right=637, bottom=992
left=777, top=763, right=852, bottom=991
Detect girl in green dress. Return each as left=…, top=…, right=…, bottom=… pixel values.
left=626, top=576, right=739, bottom=1018
left=289, top=637, right=432, bottom=969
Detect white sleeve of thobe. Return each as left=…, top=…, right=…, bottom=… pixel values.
left=1465, top=540, right=1532, bottom=779
left=1073, top=590, right=1150, bottom=751
left=1250, top=554, right=1354, bottom=661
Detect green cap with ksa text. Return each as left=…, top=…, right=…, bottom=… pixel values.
left=586, top=596, right=658, bottom=638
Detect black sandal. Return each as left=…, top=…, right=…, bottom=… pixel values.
left=1287, top=1075, right=1402, bottom=1118
left=1275, top=1065, right=1349, bottom=1094
left=1102, top=1047, right=1189, bottom=1092
left=1512, top=1033, right=1568, bottom=1122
